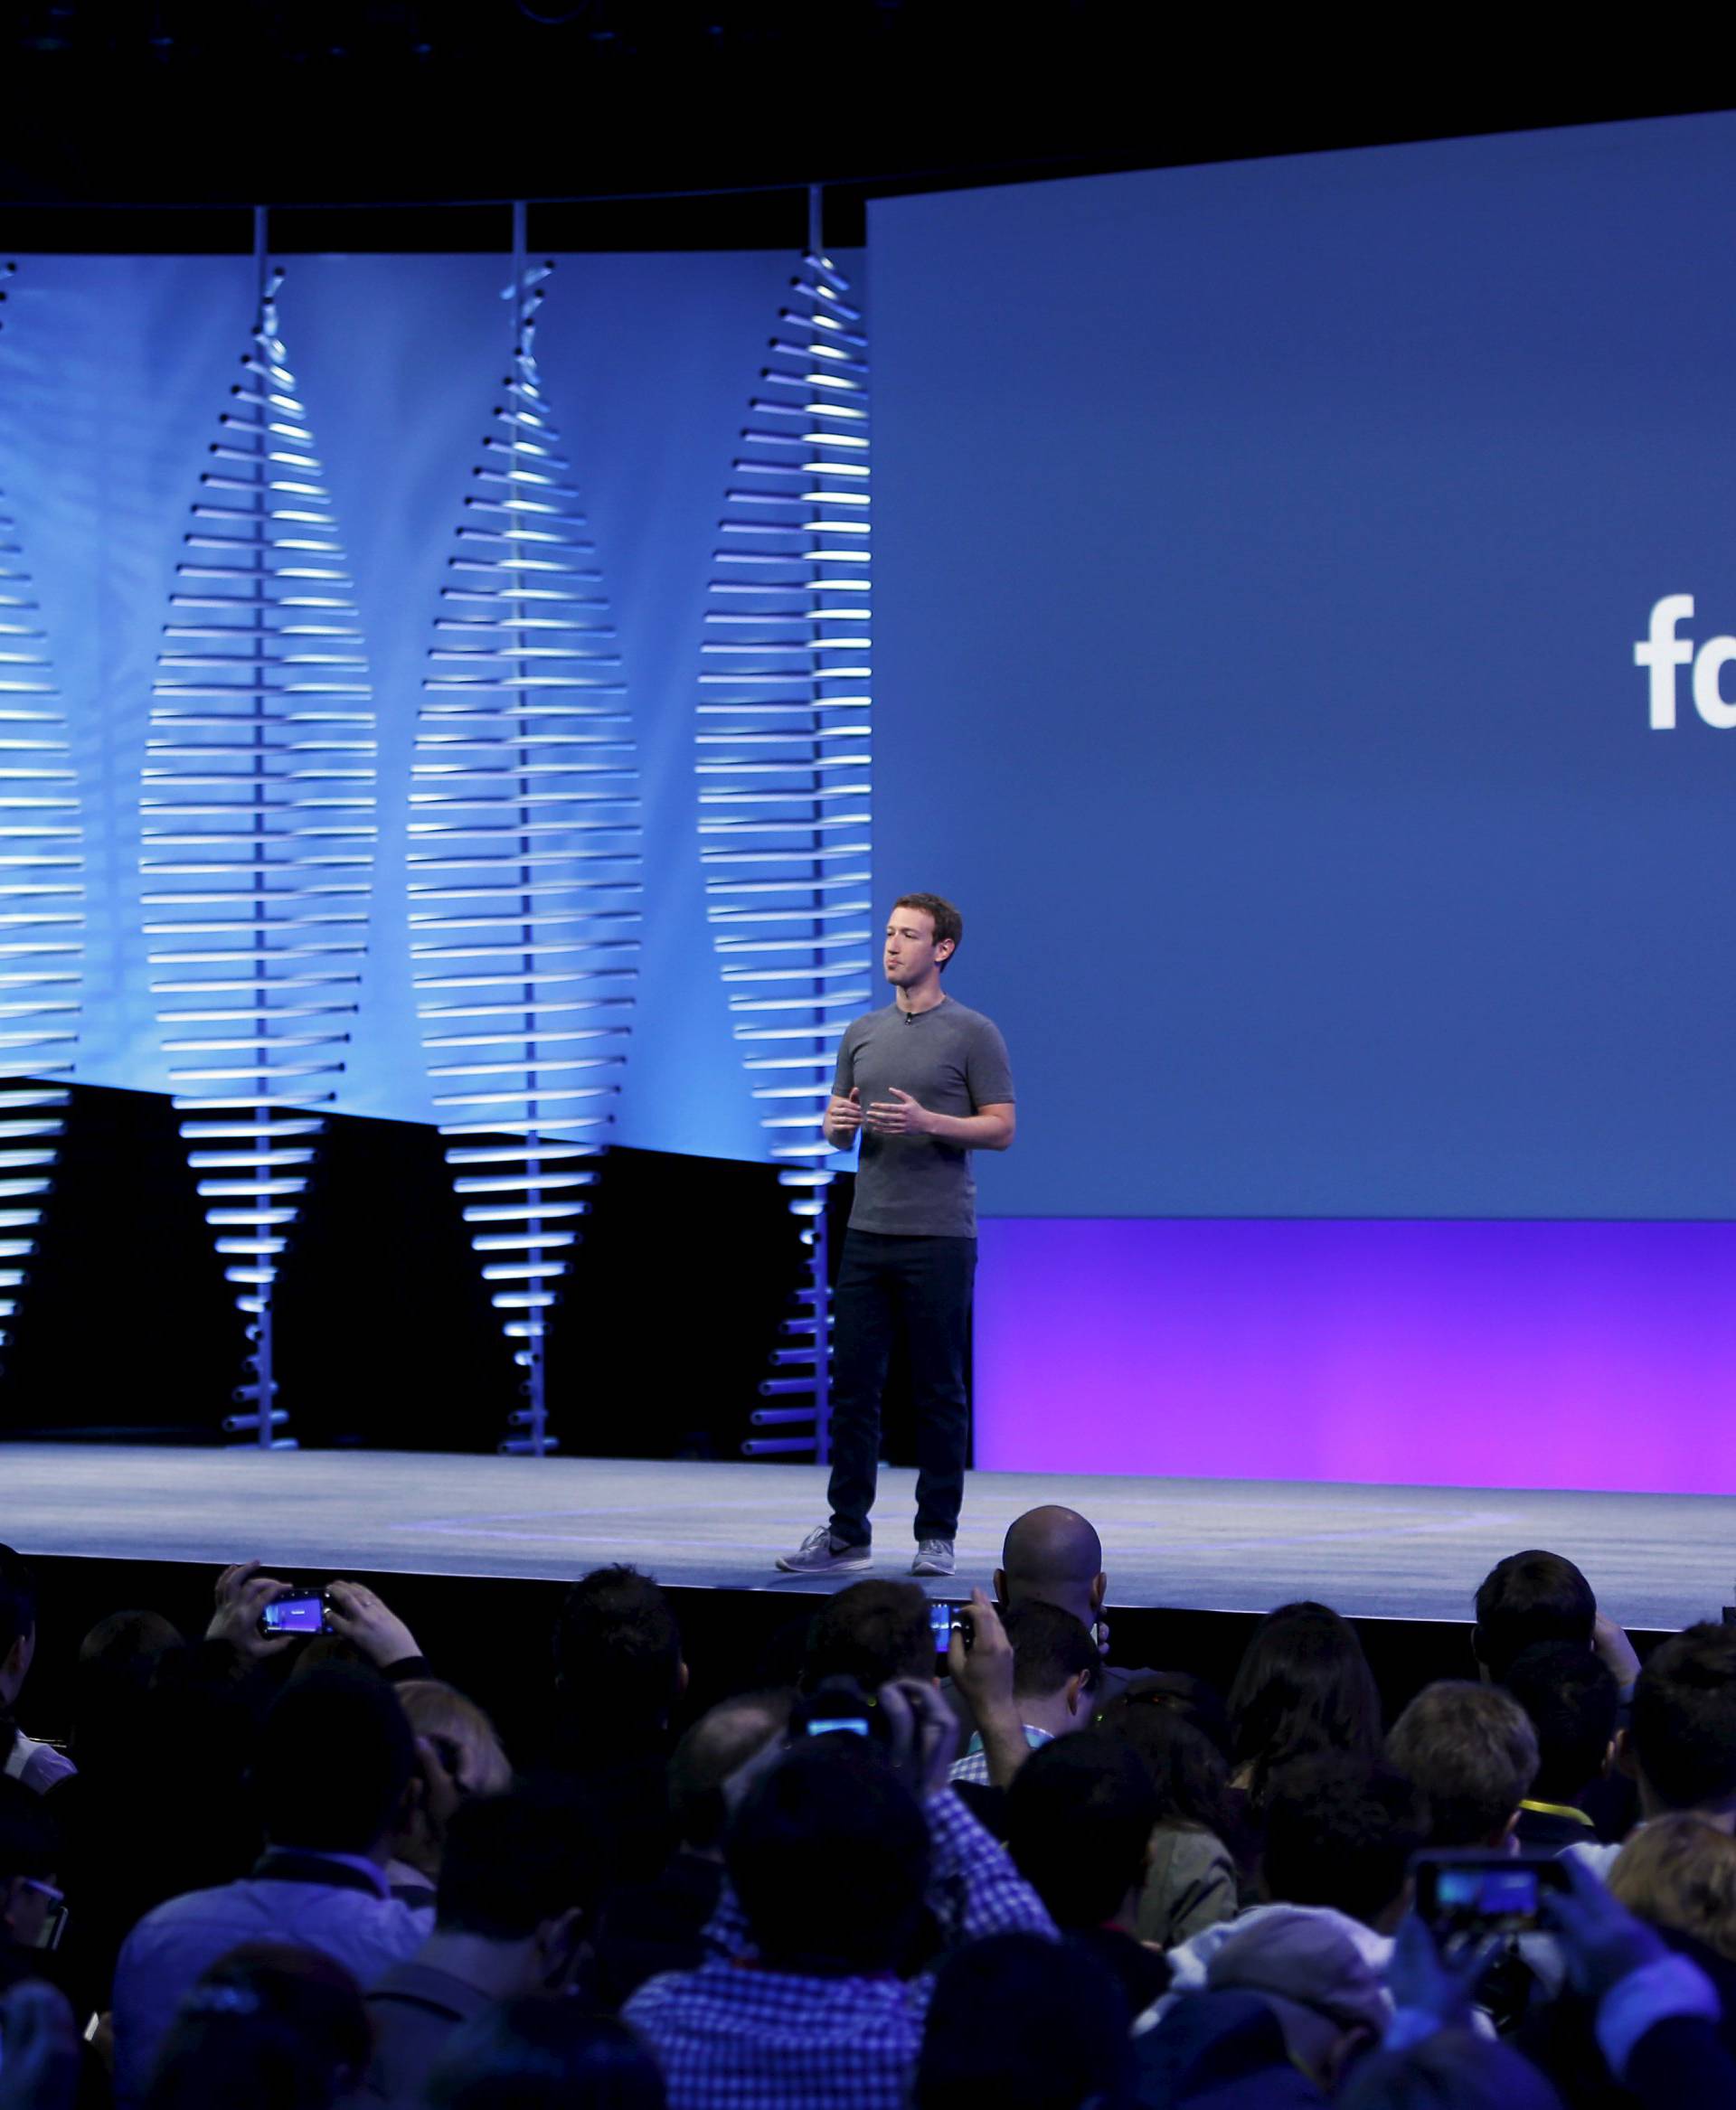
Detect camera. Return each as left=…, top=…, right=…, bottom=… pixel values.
left=1411, top=1851, right=1569, bottom=1940
left=259, top=1590, right=335, bottom=1637
left=789, top=1674, right=886, bottom=1744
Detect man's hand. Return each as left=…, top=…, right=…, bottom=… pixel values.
left=1542, top=1851, right=1665, bottom=2002
left=325, top=1580, right=423, bottom=1672
left=948, top=1588, right=1014, bottom=1717
left=1593, top=1609, right=1642, bottom=1691
left=206, top=1559, right=297, bottom=1663
left=412, top=1733, right=466, bottom=1842
left=864, top=1087, right=933, bottom=1136
left=877, top=1676, right=961, bottom=1800
left=824, top=1086, right=863, bottom=1148
left=948, top=1590, right=1031, bottom=1787
left=1387, top=1912, right=1495, bottom=2022
left=0, top=1981, right=80, bottom=2110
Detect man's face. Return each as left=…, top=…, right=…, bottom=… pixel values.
left=1, top=1872, right=61, bottom=1949
left=0, top=1624, right=33, bottom=1705
left=884, top=906, right=950, bottom=985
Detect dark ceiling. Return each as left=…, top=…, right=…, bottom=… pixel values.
left=0, top=3, right=1720, bottom=250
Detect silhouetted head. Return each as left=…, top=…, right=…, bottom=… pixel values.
left=996, top=1507, right=1106, bottom=1629
left=1471, top=1552, right=1595, bottom=1683
left=725, top=1738, right=929, bottom=1973
left=917, top=1933, right=1131, bottom=2110
left=802, top=1581, right=932, bottom=1692
left=1227, top=1602, right=1382, bottom=1806
left=1386, top=1681, right=1538, bottom=1849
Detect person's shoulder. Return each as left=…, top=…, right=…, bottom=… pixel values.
left=838, top=1003, right=890, bottom=1050
left=116, top=1878, right=259, bottom=1969
left=130, top=1877, right=247, bottom=1930
left=937, top=998, right=1004, bottom=1037
left=368, top=1957, right=493, bottom=2017
left=851, top=1002, right=901, bottom=1032
left=1563, top=1838, right=1622, bottom=1882
left=14, top=1738, right=75, bottom=1794
left=621, top=1958, right=730, bottom=2019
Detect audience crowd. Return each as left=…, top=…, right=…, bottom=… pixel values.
left=1, top=1513, right=1734, bottom=2107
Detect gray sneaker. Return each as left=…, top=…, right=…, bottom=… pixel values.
left=777, top=1525, right=873, bottom=1575
left=911, top=1538, right=956, bottom=1577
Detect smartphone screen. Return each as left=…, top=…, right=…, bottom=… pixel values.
left=929, top=1599, right=973, bottom=1655
left=1415, top=1854, right=1563, bottom=1936
left=260, top=1594, right=329, bottom=1635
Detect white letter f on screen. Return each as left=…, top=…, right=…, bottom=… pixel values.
left=1636, top=595, right=1694, bottom=729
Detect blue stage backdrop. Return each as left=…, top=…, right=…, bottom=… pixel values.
left=870, top=115, right=1736, bottom=1222
left=0, top=247, right=859, bottom=1163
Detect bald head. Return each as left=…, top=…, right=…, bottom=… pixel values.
left=997, top=1507, right=1107, bottom=1627
left=669, top=1691, right=792, bottom=1854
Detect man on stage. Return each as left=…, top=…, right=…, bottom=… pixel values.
left=778, top=893, right=1014, bottom=1578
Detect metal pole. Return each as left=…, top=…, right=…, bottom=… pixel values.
left=807, top=182, right=832, bottom=1464
left=509, top=199, right=548, bottom=1455
left=250, top=203, right=274, bottom=1446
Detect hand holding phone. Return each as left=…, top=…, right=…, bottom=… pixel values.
left=207, top=1559, right=299, bottom=1661
left=258, top=1591, right=335, bottom=1637
left=929, top=1599, right=974, bottom=1657
left=1412, top=1851, right=1570, bottom=1942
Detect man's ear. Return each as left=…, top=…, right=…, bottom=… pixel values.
left=1614, top=1725, right=1639, bottom=1781
left=396, top=1770, right=427, bottom=1828
left=992, top=1568, right=1007, bottom=1609
left=936, top=937, right=955, bottom=965
left=536, top=1905, right=588, bottom=1990
left=677, top=1659, right=691, bottom=1696
left=0, top=1630, right=30, bottom=1691
left=1064, top=1672, right=1088, bottom=1719
left=1090, top=1573, right=1108, bottom=1615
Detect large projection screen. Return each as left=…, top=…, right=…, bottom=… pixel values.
left=870, top=117, right=1736, bottom=1222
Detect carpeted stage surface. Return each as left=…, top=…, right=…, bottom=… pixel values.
left=2, top=1446, right=1727, bottom=1630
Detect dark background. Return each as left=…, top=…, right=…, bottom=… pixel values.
left=0, top=4, right=1715, bottom=251
left=0, top=1081, right=888, bottom=1458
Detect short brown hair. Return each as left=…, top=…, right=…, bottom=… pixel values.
left=893, top=893, right=962, bottom=966
left=803, top=1579, right=933, bottom=1691
left=395, top=1680, right=512, bottom=1798
left=1385, top=1681, right=1538, bottom=1847
left=1609, top=1813, right=1736, bottom=1963
left=1001, top=1601, right=1102, bottom=1702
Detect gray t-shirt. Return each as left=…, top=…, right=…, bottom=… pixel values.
left=832, top=997, right=1014, bottom=1237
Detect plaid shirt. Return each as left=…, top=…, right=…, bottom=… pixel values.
left=948, top=1723, right=1053, bottom=1786
left=625, top=1789, right=1052, bottom=2110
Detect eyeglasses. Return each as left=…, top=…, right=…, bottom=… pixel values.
left=9, top=1876, right=68, bottom=1950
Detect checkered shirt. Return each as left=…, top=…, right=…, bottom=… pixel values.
left=625, top=1958, right=920, bottom=2110
left=948, top=1723, right=1054, bottom=1786
left=626, top=1789, right=1053, bottom=2110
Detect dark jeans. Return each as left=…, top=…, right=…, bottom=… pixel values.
left=826, top=1229, right=976, bottom=1547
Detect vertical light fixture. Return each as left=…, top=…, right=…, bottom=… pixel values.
left=696, top=189, right=873, bottom=1458
left=0, top=261, right=83, bottom=1360
left=411, top=206, right=641, bottom=1455
left=141, top=212, right=376, bottom=1446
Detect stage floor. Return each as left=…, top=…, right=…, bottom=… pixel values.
left=2, top=1445, right=1727, bottom=1631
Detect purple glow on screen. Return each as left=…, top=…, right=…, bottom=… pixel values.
left=975, top=1220, right=1736, bottom=1494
